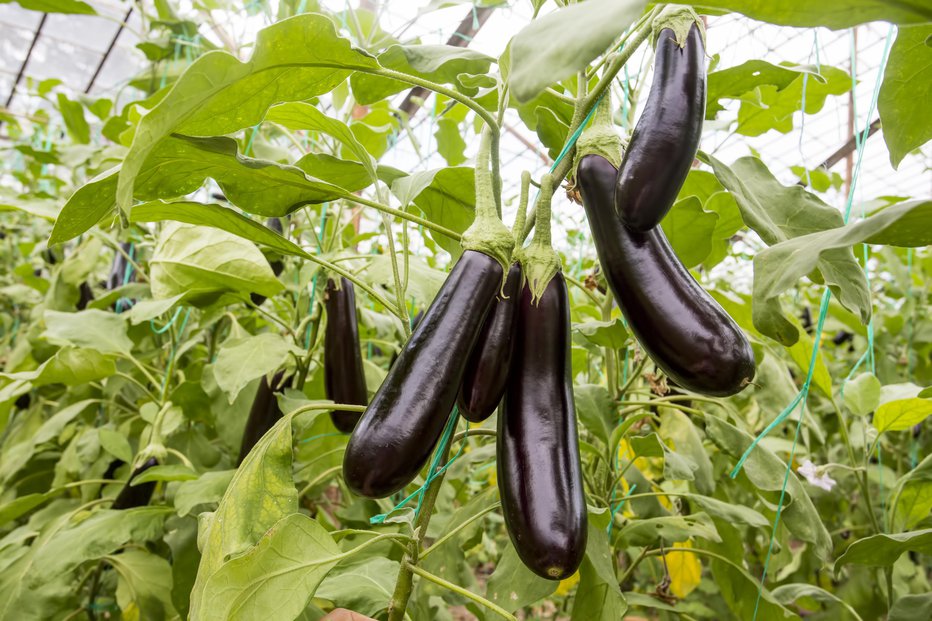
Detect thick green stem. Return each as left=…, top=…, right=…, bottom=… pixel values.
left=387, top=431, right=455, bottom=621
left=407, top=564, right=516, bottom=620
left=337, top=192, right=461, bottom=241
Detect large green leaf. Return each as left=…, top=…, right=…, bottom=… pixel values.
left=888, top=454, right=932, bottom=531
left=212, top=333, right=299, bottom=403
left=197, top=514, right=342, bottom=621
left=772, top=583, right=864, bottom=621
left=188, top=414, right=298, bottom=619
left=49, top=167, right=119, bottom=244
left=705, top=416, right=833, bottom=560
left=689, top=1, right=932, bottom=29
left=507, top=0, right=649, bottom=102
left=1, top=0, right=95, bottom=15
left=316, top=557, right=400, bottom=618
left=889, top=593, right=932, bottom=621
left=110, top=549, right=178, bottom=621
left=834, top=528, right=932, bottom=570
left=117, top=14, right=378, bottom=214
left=706, top=60, right=824, bottom=119
left=617, top=513, right=721, bottom=546
left=351, top=44, right=494, bottom=104
left=485, top=543, right=556, bottom=612
left=879, top=25, right=932, bottom=167
left=391, top=167, right=474, bottom=259
left=707, top=155, right=869, bottom=345
left=41, top=309, right=132, bottom=355
left=149, top=222, right=283, bottom=306
left=1, top=347, right=116, bottom=387
left=735, top=65, right=851, bottom=137
left=660, top=196, right=719, bottom=268
left=753, top=199, right=932, bottom=344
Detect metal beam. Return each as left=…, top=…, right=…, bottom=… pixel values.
left=5, top=12, right=48, bottom=109
left=85, top=6, right=134, bottom=94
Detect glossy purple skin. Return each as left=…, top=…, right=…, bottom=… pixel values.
left=580, top=154, right=754, bottom=396
left=238, top=370, right=291, bottom=465
left=323, top=277, right=368, bottom=433
left=614, top=25, right=706, bottom=231
left=498, top=274, right=587, bottom=580
left=457, top=262, right=523, bottom=422
left=111, top=457, right=159, bottom=510
left=343, top=250, right=502, bottom=498
left=251, top=218, right=285, bottom=305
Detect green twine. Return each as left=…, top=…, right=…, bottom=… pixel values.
left=738, top=26, right=895, bottom=621
left=114, top=243, right=135, bottom=314
left=607, top=483, right=636, bottom=537
left=369, top=407, right=464, bottom=525
left=150, top=306, right=184, bottom=335
left=550, top=91, right=605, bottom=175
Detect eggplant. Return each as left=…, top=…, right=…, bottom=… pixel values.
left=323, top=277, right=368, bottom=432
left=237, top=370, right=291, bottom=465
left=614, top=24, right=706, bottom=231
left=457, top=262, right=523, bottom=422
left=343, top=250, right=502, bottom=498
left=77, top=282, right=94, bottom=310
left=579, top=154, right=754, bottom=396
left=498, top=273, right=587, bottom=580
left=108, top=242, right=137, bottom=312
left=111, top=457, right=159, bottom=510
left=251, top=218, right=286, bottom=306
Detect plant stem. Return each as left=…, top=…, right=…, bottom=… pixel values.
left=387, top=432, right=455, bottom=621
left=337, top=192, right=462, bottom=242
left=407, top=564, right=517, bottom=621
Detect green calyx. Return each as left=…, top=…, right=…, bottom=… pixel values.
left=521, top=173, right=561, bottom=305
left=573, top=92, right=623, bottom=172
left=652, top=4, right=705, bottom=49
left=511, top=170, right=532, bottom=264
left=461, top=127, right=514, bottom=273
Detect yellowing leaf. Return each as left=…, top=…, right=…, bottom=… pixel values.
left=874, top=398, right=932, bottom=433
left=665, top=540, right=702, bottom=599
left=555, top=570, right=580, bottom=596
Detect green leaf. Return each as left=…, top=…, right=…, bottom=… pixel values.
left=660, top=196, right=719, bottom=268
left=706, top=60, right=824, bottom=119
left=753, top=199, right=932, bottom=344
left=735, top=65, right=851, bottom=137
left=391, top=167, right=474, bottom=259
left=874, top=399, right=932, bottom=433
left=117, top=14, right=378, bottom=214
left=889, top=593, right=932, bottom=621
left=843, top=372, right=881, bottom=415
left=197, top=514, right=342, bottom=621
left=110, top=549, right=177, bottom=621
left=785, top=320, right=833, bottom=397
left=508, top=0, right=649, bottom=102
left=707, top=155, right=868, bottom=345
left=131, top=201, right=311, bottom=260
left=127, top=294, right=186, bottom=325
left=659, top=410, right=715, bottom=494
left=56, top=94, right=90, bottom=144
left=41, top=309, right=133, bottom=355
left=834, top=528, right=932, bottom=570
left=705, top=416, right=833, bottom=560
left=316, top=557, right=400, bottom=618
left=571, top=556, right=627, bottom=620
left=888, top=454, right=932, bottom=531
left=132, top=464, right=199, bottom=484
left=149, top=222, right=284, bottom=306
left=617, top=513, right=721, bottom=546
left=363, top=254, right=446, bottom=309
left=574, top=384, right=616, bottom=444
left=98, top=428, right=133, bottom=463
left=435, top=118, right=468, bottom=166
left=188, top=414, right=298, bottom=619
left=574, top=318, right=628, bottom=349
left=213, top=333, right=298, bottom=403
left=486, top=543, right=556, bottom=612
left=879, top=25, right=932, bottom=167
left=771, top=583, right=864, bottom=621
left=628, top=433, right=697, bottom=481
left=1, top=347, right=116, bottom=386
left=1, top=0, right=97, bottom=14
left=49, top=167, right=118, bottom=244
left=688, top=1, right=932, bottom=29
left=174, top=470, right=235, bottom=517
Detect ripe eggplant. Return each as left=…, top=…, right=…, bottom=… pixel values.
left=498, top=273, right=587, bottom=580
left=111, top=457, right=159, bottom=510
left=238, top=370, right=292, bottom=465
left=251, top=218, right=286, bottom=306
left=343, top=250, right=502, bottom=498
left=108, top=242, right=137, bottom=312
left=323, top=277, right=368, bottom=432
left=457, top=262, right=523, bottom=422
left=579, top=154, right=754, bottom=396
left=614, top=24, right=706, bottom=231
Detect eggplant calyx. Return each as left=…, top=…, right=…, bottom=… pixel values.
left=521, top=173, right=561, bottom=304
left=574, top=92, right=623, bottom=173
left=462, top=127, right=514, bottom=275
left=652, top=5, right=705, bottom=49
